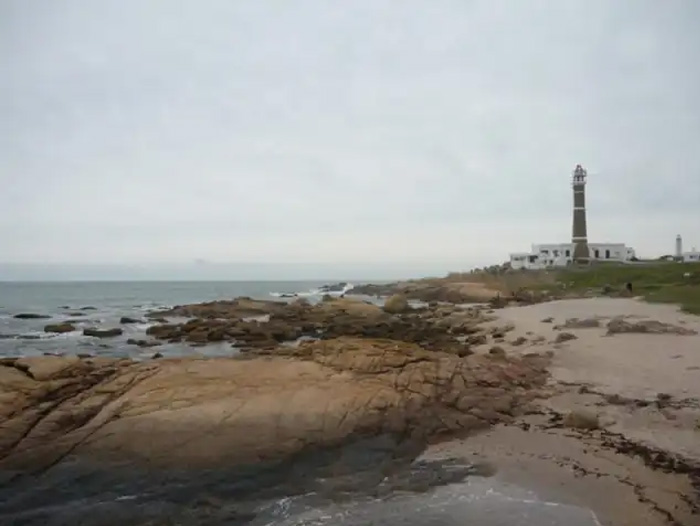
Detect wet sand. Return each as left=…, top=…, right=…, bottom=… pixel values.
left=427, top=298, right=700, bottom=526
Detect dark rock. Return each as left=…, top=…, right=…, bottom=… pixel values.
left=541, top=317, right=554, bottom=323
left=146, top=324, right=180, bottom=339
left=44, top=323, right=76, bottom=334
left=466, top=334, right=487, bottom=346
left=554, top=332, right=578, bottom=343
left=83, top=328, right=123, bottom=338
left=120, top=317, right=143, bottom=324
left=489, top=346, right=506, bottom=358
left=126, top=338, right=161, bottom=348
left=13, top=313, right=51, bottom=320
left=77, top=353, right=94, bottom=359
left=80, top=306, right=97, bottom=311
left=318, top=282, right=349, bottom=293
left=511, top=336, right=528, bottom=346
left=152, top=352, right=163, bottom=359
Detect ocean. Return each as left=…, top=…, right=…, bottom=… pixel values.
left=0, top=280, right=602, bottom=525
left=0, top=280, right=342, bottom=359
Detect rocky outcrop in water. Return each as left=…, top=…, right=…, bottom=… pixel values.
left=143, top=298, right=495, bottom=355
left=44, top=323, right=76, bottom=334
left=13, top=313, right=51, bottom=320
left=83, top=327, right=123, bottom=338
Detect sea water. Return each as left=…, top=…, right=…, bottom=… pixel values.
left=0, top=280, right=343, bottom=358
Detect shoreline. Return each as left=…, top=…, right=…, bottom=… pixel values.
left=1, top=291, right=699, bottom=525
left=428, top=297, right=700, bottom=525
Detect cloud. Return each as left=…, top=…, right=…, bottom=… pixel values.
left=1, top=0, right=699, bottom=277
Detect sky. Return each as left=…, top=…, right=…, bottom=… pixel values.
left=2, top=0, right=699, bottom=280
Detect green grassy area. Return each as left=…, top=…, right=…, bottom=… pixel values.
left=553, top=262, right=700, bottom=314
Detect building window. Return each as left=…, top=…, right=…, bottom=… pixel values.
left=605, top=249, right=610, bottom=259
left=594, top=249, right=600, bottom=258
left=553, top=250, right=559, bottom=257
left=565, top=250, right=570, bottom=257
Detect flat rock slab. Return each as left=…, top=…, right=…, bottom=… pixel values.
left=0, top=338, right=547, bottom=473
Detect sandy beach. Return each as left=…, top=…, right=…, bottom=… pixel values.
left=428, top=297, right=700, bottom=526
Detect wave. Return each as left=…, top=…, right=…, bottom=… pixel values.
left=270, top=283, right=354, bottom=299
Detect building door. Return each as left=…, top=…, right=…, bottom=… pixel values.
left=605, top=249, right=610, bottom=259
left=594, top=249, right=599, bottom=259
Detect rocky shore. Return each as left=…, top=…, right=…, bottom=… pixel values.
left=1, top=292, right=699, bottom=525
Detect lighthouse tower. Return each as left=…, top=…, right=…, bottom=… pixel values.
left=571, top=164, right=590, bottom=264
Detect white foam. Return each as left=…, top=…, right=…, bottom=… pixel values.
left=270, top=283, right=355, bottom=299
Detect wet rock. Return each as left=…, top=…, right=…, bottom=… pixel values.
left=119, top=317, right=143, bottom=324
left=126, top=338, right=161, bottom=348
left=151, top=352, right=163, bottom=359
left=13, top=313, right=50, bottom=320
left=80, top=306, right=97, bottom=311
left=606, top=318, right=697, bottom=335
left=554, top=332, right=578, bottom=343
left=511, top=336, right=528, bottom=346
left=44, top=323, right=76, bottom=334
left=83, top=327, right=123, bottom=338
left=563, top=410, right=600, bottom=430
left=319, top=282, right=350, bottom=293
left=148, top=297, right=287, bottom=320
left=146, top=323, right=180, bottom=338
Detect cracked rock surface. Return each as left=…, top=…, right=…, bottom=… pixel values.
left=0, top=338, right=547, bottom=473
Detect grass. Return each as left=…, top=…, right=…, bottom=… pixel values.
left=554, top=262, right=700, bottom=314
left=457, top=262, right=700, bottom=315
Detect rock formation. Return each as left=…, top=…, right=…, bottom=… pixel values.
left=0, top=338, right=548, bottom=474
left=142, top=298, right=494, bottom=356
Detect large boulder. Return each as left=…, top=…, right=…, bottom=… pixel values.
left=119, top=317, right=143, bottom=324
left=83, top=327, right=123, bottom=338
left=0, top=338, right=548, bottom=472
left=383, top=294, right=410, bottom=314
left=44, top=323, right=76, bottom=334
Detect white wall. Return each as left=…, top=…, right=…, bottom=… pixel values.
left=510, top=242, right=635, bottom=270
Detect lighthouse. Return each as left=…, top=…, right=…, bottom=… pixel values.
left=571, top=164, right=590, bottom=264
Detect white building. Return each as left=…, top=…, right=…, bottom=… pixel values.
left=682, top=250, right=700, bottom=262
left=673, top=236, right=699, bottom=262
left=510, top=243, right=636, bottom=270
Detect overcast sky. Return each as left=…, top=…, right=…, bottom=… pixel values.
left=2, top=0, right=699, bottom=279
